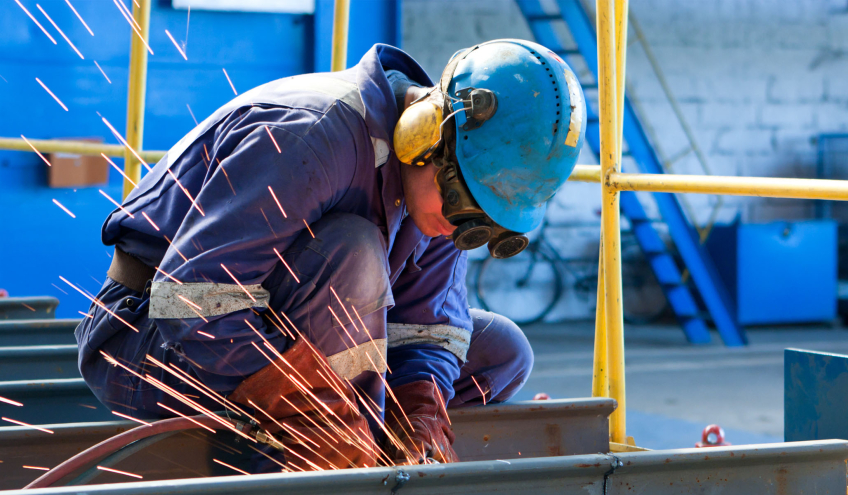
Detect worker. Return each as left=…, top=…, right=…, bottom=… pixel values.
left=76, top=40, right=585, bottom=471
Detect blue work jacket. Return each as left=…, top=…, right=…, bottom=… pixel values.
left=86, top=45, right=471, bottom=402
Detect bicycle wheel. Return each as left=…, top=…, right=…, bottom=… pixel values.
left=621, top=241, right=668, bottom=325
left=475, top=245, right=563, bottom=325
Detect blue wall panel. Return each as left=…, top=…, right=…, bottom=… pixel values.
left=0, top=0, right=397, bottom=317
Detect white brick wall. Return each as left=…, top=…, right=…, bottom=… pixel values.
left=402, top=0, right=848, bottom=319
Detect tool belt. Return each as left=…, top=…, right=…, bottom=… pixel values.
left=107, top=247, right=156, bottom=294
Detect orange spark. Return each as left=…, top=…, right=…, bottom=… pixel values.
left=101, top=154, right=134, bottom=186
left=264, top=126, right=281, bottom=153
left=213, top=458, right=249, bottom=475
left=111, top=411, right=152, bottom=426
left=155, top=266, right=182, bottom=284
left=2, top=417, right=53, bottom=434
left=112, top=0, right=153, bottom=54
left=141, top=212, right=159, bottom=231
left=273, top=248, right=299, bottom=283
left=36, top=4, right=84, bottom=59
left=166, top=169, right=204, bottom=216
left=470, top=375, right=487, bottom=406
left=52, top=199, right=76, bottom=218
left=163, top=235, right=188, bottom=262
left=0, top=396, right=23, bottom=407
left=98, top=189, right=134, bottom=218
left=303, top=219, right=315, bottom=238
left=65, top=0, right=92, bottom=35
left=186, top=104, right=198, bottom=125
left=156, top=402, right=216, bottom=433
left=220, top=264, right=255, bottom=302
left=430, top=376, right=451, bottom=425
left=101, top=116, right=150, bottom=171
left=14, top=0, right=56, bottom=44
left=222, top=68, right=237, bottom=95
left=23, top=465, right=50, bottom=471
left=267, top=186, right=287, bottom=218
left=177, top=294, right=202, bottom=311
left=93, top=61, right=111, bottom=83
left=197, top=331, right=215, bottom=339
left=97, top=466, right=142, bottom=479
left=20, top=135, right=51, bottom=167
left=78, top=310, right=93, bottom=319
left=60, top=276, right=139, bottom=332
left=35, top=78, right=68, bottom=111
left=164, top=29, right=187, bottom=60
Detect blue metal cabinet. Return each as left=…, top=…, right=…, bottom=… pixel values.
left=706, top=220, right=837, bottom=325
left=785, top=348, right=848, bottom=442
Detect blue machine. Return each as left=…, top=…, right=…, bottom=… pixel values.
left=0, top=0, right=399, bottom=318
left=785, top=348, right=848, bottom=442
left=707, top=220, right=837, bottom=325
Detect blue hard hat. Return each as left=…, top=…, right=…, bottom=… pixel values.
left=446, top=40, right=586, bottom=233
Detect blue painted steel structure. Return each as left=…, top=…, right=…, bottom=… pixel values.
left=516, top=0, right=745, bottom=345
left=0, top=0, right=399, bottom=318
left=785, top=348, right=848, bottom=442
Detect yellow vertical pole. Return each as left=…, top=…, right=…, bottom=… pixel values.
left=591, top=241, right=609, bottom=398
left=123, top=0, right=151, bottom=199
left=330, top=0, right=350, bottom=72
left=609, top=0, right=630, bottom=445
left=597, top=0, right=627, bottom=444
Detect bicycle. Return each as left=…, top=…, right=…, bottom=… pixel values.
left=472, top=219, right=668, bottom=325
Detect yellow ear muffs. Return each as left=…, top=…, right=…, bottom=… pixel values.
left=393, top=101, right=444, bottom=166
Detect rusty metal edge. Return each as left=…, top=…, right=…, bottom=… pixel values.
left=1, top=454, right=612, bottom=494
left=449, top=398, right=616, bottom=423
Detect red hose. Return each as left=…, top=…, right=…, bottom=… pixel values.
left=25, top=415, right=231, bottom=489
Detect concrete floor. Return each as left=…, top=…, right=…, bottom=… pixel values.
left=510, top=320, right=848, bottom=449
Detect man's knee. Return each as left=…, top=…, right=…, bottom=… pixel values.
left=467, top=309, right=534, bottom=402
left=311, top=213, right=390, bottom=307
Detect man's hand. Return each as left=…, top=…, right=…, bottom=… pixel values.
left=383, top=381, right=459, bottom=464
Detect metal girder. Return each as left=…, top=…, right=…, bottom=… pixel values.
left=0, top=298, right=59, bottom=320
left=0, top=319, right=79, bottom=346
left=3, top=440, right=845, bottom=494
left=0, top=378, right=109, bottom=425
left=0, top=345, right=79, bottom=380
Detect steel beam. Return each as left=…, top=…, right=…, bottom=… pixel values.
left=4, top=441, right=845, bottom=494
left=0, top=378, right=108, bottom=425
left=0, top=298, right=59, bottom=320
left=0, top=319, right=79, bottom=346
left=0, top=345, right=79, bottom=380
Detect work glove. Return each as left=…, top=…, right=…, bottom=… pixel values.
left=383, top=380, right=459, bottom=464
left=229, top=338, right=377, bottom=471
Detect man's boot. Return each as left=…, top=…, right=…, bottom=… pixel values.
left=229, top=338, right=377, bottom=471
left=383, top=380, right=459, bottom=464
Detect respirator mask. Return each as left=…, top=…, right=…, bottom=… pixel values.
left=393, top=48, right=530, bottom=259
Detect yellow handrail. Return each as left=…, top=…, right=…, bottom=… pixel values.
left=124, top=0, right=152, bottom=198
left=330, top=0, right=350, bottom=72
left=0, top=137, right=165, bottom=162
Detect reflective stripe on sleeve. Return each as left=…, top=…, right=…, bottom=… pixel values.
left=149, top=281, right=270, bottom=319
left=387, top=323, right=471, bottom=362
left=326, top=338, right=388, bottom=380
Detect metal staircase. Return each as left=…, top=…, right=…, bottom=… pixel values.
left=517, top=0, right=746, bottom=346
